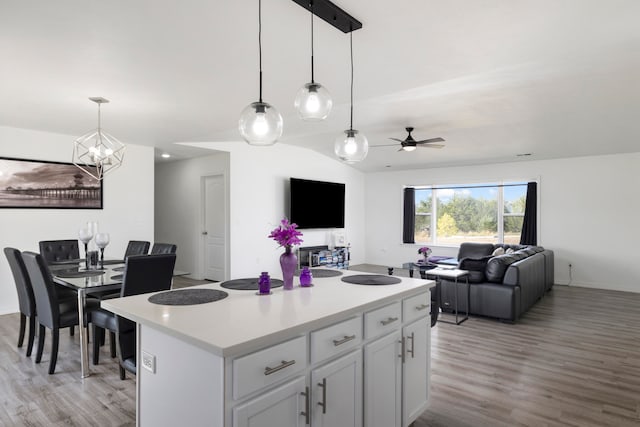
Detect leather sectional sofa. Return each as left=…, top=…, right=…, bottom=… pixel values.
left=438, top=243, right=554, bottom=322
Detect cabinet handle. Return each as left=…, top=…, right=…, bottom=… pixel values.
left=399, top=337, right=406, bottom=364
left=407, top=332, right=415, bottom=359
left=300, top=386, right=310, bottom=425
left=317, top=378, right=327, bottom=414
left=380, top=316, right=398, bottom=326
left=264, top=359, right=295, bottom=376
left=415, top=303, right=429, bottom=311
left=332, top=334, right=356, bottom=346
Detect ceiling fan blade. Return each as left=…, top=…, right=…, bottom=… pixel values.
left=417, top=144, right=445, bottom=149
left=415, top=137, right=445, bottom=144
left=397, top=147, right=404, bottom=152
left=389, top=138, right=405, bottom=143
left=370, top=143, right=400, bottom=148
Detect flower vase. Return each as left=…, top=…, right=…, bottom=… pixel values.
left=280, top=246, right=297, bottom=290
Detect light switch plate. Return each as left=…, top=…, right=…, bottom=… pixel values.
left=141, top=351, right=156, bottom=373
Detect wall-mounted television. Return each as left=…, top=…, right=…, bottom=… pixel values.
left=289, top=178, right=345, bottom=229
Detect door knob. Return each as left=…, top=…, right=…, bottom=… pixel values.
left=202, top=231, right=208, bottom=235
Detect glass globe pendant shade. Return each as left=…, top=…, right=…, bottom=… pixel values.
left=238, top=101, right=283, bottom=146
left=334, top=129, right=369, bottom=164
left=294, top=82, right=332, bottom=121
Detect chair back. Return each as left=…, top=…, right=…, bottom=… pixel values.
left=39, top=240, right=80, bottom=263
left=124, top=240, right=150, bottom=258
left=117, top=253, right=176, bottom=370
left=4, top=247, right=36, bottom=317
left=21, top=251, right=59, bottom=329
left=150, top=243, right=177, bottom=254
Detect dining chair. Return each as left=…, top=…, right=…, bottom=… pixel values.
left=4, top=247, right=38, bottom=356
left=21, top=251, right=98, bottom=374
left=38, top=240, right=81, bottom=263
left=150, top=243, right=177, bottom=254
left=91, top=253, right=176, bottom=378
left=124, top=240, right=150, bottom=258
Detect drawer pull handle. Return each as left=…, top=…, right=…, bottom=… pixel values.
left=407, top=332, right=415, bottom=359
left=415, top=304, right=429, bottom=311
left=264, top=359, right=296, bottom=376
left=300, top=386, right=310, bottom=425
left=332, top=335, right=356, bottom=346
left=380, top=316, right=398, bottom=326
left=317, top=378, right=327, bottom=414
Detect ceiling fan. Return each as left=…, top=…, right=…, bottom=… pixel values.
left=371, top=127, right=445, bottom=152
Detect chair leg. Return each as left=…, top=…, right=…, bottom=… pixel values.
left=109, top=332, right=116, bottom=358
left=18, top=313, right=26, bottom=348
left=26, top=316, right=36, bottom=357
left=119, top=365, right=126, bottom=380
left=93, top=326, right=104, bottom=365
left=69, top=325, right=74, bottom=336
left=35, top=325, right=45, bottom=363
left=49, top=328, right=59, bottom=374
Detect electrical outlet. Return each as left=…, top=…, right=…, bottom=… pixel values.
left=142, top=351, right=156, bottom=374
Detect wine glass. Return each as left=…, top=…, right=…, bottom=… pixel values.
left=95, top=233, right=110, bottom=268
left=78, top=227, right=94, bottom=269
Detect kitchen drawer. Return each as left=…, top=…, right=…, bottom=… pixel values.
left=364, top=302, right=402, bottom=340
left=403, top=292, right=430, bottom=324
left=310, top=316, right=362, bottom=364
left=233, top=335, right=307, bottom=400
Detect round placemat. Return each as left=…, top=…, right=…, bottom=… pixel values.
left=112, top=266, right=125, bottom=272
left=294, top=268, right=343, bottom=278
left=148, top=288, right=229, bottom=305
left=55, top=270, right=105, bottom=278
left=341, top=274, right=401, bottom=285
left=220, top=278, right=284, bottom=290
left=111, top=274, right=123, bottom=280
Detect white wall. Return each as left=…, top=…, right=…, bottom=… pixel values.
left=365, top=152, right=640, bottom=293
left=160, top=142, right=366, bottom=280
left=0, top=126, right=155, bottom=314
left=155, top=152, right=230, bottom=279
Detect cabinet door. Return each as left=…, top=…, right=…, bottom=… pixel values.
left=233, top=376, right=308, bottom=427
left=402, top=318, right=430, bottom=426
left=311, top=350, right=362, bottom=427
left=364, top=330, right=402, bottom=427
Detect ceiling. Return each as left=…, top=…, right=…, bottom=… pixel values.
left=1, top=0, right=639, bottom=172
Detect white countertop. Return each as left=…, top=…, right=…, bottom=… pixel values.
left=102, top=269, right=434, bottom=357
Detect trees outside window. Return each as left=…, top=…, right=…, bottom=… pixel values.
left=411, top=183, right=527, bottom=245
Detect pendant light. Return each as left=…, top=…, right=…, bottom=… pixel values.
left=72, top=97, right=125, bottom=180
left=239, top=0, right=283, bottom=146
left=334, top=31, right=368, bottom=163
left=294, top=1, right=332, bottom=121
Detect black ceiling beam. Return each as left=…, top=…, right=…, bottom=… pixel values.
left=291, top=0, right=363, bottom=33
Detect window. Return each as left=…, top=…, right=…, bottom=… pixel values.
left=408, top=182, right=528, bottom=245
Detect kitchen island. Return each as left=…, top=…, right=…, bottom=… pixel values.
left=102, top=269, right=434, bottom=427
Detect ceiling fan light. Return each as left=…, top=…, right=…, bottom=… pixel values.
left=334, top=129, right=368, bottom=164
left=294, top=82, right=332, bottom=121
left=238, top=101, right=283, bottom=146
left=404, top=145, right=417, bottom=152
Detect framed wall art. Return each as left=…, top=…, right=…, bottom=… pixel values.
left=0, top=156, right=103, bottom=209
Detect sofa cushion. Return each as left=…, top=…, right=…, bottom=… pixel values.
left=458, top=256, right=492, bottom=283
left=486, top=254, right=519, bottom=283
left=458, top=243, right=495, bottom=260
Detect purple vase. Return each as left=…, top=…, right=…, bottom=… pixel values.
left=280, top=246, right=297, bottom=290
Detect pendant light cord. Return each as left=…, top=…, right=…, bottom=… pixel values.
left=258, top=0, right=263, bottom=103
left=310, top=1, right=315, bottom=83
left=97, top=103, right=101, bottom=130
left=349, top=30, right=354, bottom=130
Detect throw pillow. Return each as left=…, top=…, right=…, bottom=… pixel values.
left=505, top=248, right=514, bottom=254
left=492, top=247, right=505, bottom=256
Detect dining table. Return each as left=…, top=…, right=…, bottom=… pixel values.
left=50, top=259, right=125, bottom=378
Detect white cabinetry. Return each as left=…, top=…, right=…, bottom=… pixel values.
left=311, top=350, right=362, bottom=427
left=402, top=318, right=430, bottom=426
left=364, top=330, right=402, bottom=427
left=233, top=376, right=308, bottom=427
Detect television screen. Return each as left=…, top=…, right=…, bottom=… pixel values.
left=290, top=178, right=345, bottom=229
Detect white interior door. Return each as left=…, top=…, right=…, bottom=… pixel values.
left=203, top=174, right=226, bottom=281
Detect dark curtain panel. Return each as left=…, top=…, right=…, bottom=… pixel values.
left=520, top=182, right=537, bottom=245
left=403, top=187, right=416, bottom=244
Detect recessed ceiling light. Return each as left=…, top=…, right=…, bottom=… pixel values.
left=385, top=165, right=392, bottom=168
left=516, top=153, right=532, bottom=157
left=161, top=153, right=170, bottom=158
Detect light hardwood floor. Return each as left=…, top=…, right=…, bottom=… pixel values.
left=1, top=271, right=638, bottom=426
